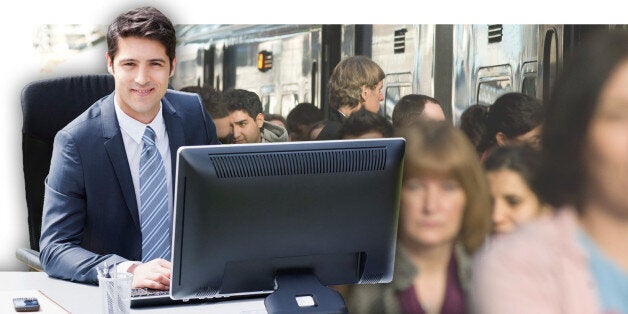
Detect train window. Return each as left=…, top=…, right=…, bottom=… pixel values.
left=476, top=65, right=512, bottom=106
left=261, top=95, right=271, bottom=113
left=384, top=84, right=411, bottom=122
left=280, top=93, right=298, bottom=116
left=383, top=72, right=412, bottom=121
left=522, top=77, right=536, bottom=98
left=260, top=85, right=275, bottom=113
left=477, top=78, right=511, bottom=106
left=521, top=61, right=538, bottom=98
left=262, top=94, right=277, bottom=114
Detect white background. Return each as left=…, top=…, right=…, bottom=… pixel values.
left=0, top=0, right=615, bottom=270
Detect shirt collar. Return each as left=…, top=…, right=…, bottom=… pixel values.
left=114, top=96, right=166, bottom=145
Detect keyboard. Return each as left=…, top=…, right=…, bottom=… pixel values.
left=131, top=288, right=270, bottom=308
left=131, top=288, right=193, bottom=308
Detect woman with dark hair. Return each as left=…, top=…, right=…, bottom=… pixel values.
left=483, top=144, right=549, bottom=235
left=462, top=93, right=544, bottom=158
left=471, top=30, right=628, bottom=314
left=459, top=104, right=489, bottom=155
left=347, top=121, right=492, bottom=313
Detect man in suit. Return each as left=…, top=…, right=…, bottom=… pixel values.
left=39, top=6, right=219, bottom=290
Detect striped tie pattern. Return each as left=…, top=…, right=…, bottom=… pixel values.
left=139, top=126, right=171, bottom=262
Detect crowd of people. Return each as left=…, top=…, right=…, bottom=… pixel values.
left=169, top=28, right=628, bottom=313
left=37, top=5, right=627, bottom=314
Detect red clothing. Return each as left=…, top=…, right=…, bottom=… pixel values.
left=398, top=255, right=465, bottom=314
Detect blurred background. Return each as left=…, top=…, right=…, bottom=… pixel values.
left=0, top=0, right=612, bottom=271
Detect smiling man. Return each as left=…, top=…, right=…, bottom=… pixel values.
left=222, top=88, right=288, bottom=144
left=39, top=6, right=219, bottom=290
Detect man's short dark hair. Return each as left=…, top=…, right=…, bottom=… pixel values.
left=392, top=94, right=441, bottom=128
left=107, top=6, right=176, bottom=66
left=222, top=89, right=263, bottom=119
left=339, top=110, right=393, bottom=139
left=286, top=102, right=324, bottom=133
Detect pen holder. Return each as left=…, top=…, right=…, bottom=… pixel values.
left=98, top=272, right=132, bottom=314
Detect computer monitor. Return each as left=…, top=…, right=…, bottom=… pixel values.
left=170, top=138, right=405, bottom=313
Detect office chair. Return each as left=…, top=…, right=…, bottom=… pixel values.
left=17, top=74, right=115, bottom=271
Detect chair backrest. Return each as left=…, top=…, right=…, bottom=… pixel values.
left=21, top=74, right=115, bottom=251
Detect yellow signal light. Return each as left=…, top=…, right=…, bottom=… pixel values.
left=257, top=50, right=272, bottom=72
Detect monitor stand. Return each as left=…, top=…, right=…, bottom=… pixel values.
left=264, top=271, right=348, bottom=314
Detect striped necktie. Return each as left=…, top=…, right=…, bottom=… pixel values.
left=139, top=125, right=171, bottom=262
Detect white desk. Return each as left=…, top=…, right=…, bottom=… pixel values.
left=1, top=271, right=267, bottom=313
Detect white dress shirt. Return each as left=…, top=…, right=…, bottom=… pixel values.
left=113, top=96, right=172, bottom=271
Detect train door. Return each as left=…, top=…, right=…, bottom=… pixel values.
left=433, top=25, right=454, bottom=121
left=321, top=25, right=342, bottom=118
left=538, top=25, right=563, bottom=104
left=202, top=46, right=215, bottom=89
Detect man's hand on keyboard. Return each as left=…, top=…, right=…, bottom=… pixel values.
left=128, top=258, right=172, bottom=290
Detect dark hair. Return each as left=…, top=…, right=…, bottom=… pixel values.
left=392, top=94, right=441, bottom=128
left=483, top=144, right=542, bottom=195
left=459, top=104, right=489, bottom=155
left=535, top=30, right=628, bottom=210
left=308, top=120, right=329, bottom=141
left=107, top=6, right=176, bottom=67
left=222, top=89, right=263, bottom=119
left=179, top=86, right=201, bottom=93
left=265, top=113, right=287, bottom=126
left=474, top=92, right=544, bottom=153
left=180, top=85, right=228, bottom=119
left=339, top=110, right=393, bottom=139
left=286, top=102, right=324, bottom=133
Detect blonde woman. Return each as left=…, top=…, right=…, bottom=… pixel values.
left=347, top=121, right=492, bottom=313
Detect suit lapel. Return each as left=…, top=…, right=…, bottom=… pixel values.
left=100, top=94, right=141, bottom=229
left=162, top=95, right=185, bottom=189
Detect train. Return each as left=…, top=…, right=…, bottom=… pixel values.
left=169, top=24, right=627, bottom=125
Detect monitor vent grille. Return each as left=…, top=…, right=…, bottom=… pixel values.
left=360, top=272, right=384, bottom=284
left=210, top=147, right=387, bottom=178
left=195, top=287, right=219, bottom=298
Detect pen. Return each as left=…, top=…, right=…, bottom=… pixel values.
left=103, top=261, right=111, bottom=278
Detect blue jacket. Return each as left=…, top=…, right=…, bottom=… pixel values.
left=39, top=90, right=219, bottom=284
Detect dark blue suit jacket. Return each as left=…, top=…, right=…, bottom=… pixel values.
left=39, top=90, right=219, bottom=284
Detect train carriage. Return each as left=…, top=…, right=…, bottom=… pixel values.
left=172, top=24, right=624, bottom=125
